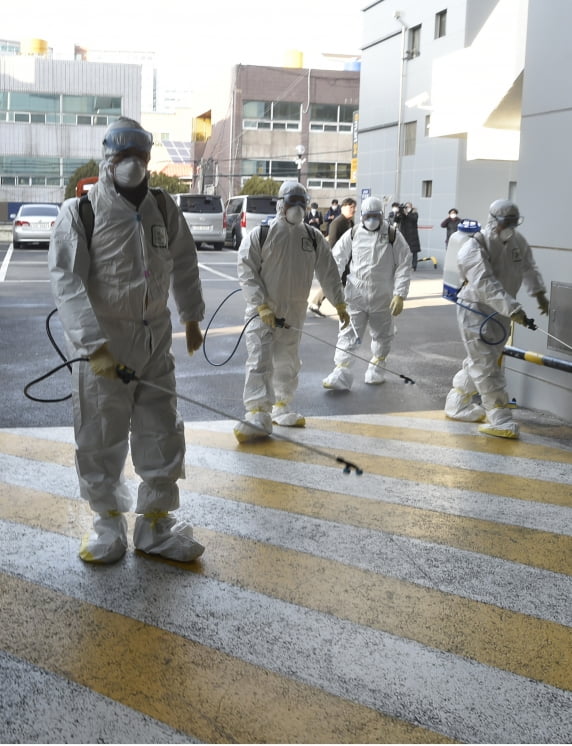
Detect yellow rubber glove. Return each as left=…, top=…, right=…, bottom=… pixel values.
left=185, top=321, right=203, bottom=355
left=534, top=291, right=549, bottom=315
left=335, top=303, right=350, bottom=329
left=390, top=295, right=404, bottom=316
left=89, top=343, right=118, bottom=379
left=510, top=308, right=528, bottom=326
left=257, top=303, right=276, bottom=328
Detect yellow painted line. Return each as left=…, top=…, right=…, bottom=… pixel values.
left=2, top=484, right=571, bottom=691
left=179, top=468, right=572, bottom=575
left=0, top=573, right=454, bottom=744
left=0, top=431, right=76, bottom=467
left=308, top=417, right=572, bottom=464
left=184, top=429, right=572, bottom=508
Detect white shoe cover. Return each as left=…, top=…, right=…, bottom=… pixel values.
left=134, top=513, right=205, bottom=562
left=444, top=389, right=486, bottom=422
left=364, top=357, right=386, bottom=385
left=272, top=404, right=305, bottom=427
left=322, top=365, right=353, bottom=391
left=478, top=422, right=520, bottom=439
left=79, top=512, right=128, bottom=564
left=233, top=410, right=273, bottom=443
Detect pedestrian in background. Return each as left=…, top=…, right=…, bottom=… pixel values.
left=399, top=202, right=421, bottom=270
left=324, top=199, right=341, bottom=235
left=305, top=201, right=323, bottom=231
left=441, top=208, right=461, bottom=248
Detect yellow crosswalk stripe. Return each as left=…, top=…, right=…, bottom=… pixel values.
left=0, top=573, right=454, bottom=744
left=1, top=482, right=570, bottom=691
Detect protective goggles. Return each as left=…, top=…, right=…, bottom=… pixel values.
left=103, top=126, right=153, bottom=155
left=283, top=194, right=308, bottom=207
left=494, top=214, right=523, bottom=227
left=362, top=211, right=382, bottom=220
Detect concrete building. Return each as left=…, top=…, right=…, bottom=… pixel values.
left=357, top=0, right=571, bottom=420
left=200, top=61, right=360, bottom=206
left=0, top=49, right=141, bottom=218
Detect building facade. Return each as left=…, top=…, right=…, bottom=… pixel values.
left=200, top=63, right=360, bottom=207
left=0, top=51, right=141, bottom=218
left=357, top=0, right=571, bottom=419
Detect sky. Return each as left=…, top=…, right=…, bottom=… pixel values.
left=6, top=0, right=364, bottom=115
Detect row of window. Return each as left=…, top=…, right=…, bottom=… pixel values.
left=407, top=9, right=447, bottom=59
left=0, top=157, right=89, bottom=187
left=241, top=158, right=354, bottom=189
left=243, top=102, right=355, bottom=133
left=0, top=91, right=121, bottom=125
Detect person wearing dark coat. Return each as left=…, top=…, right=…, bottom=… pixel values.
left=440, top=208, right=461, bottom=247
left=304, top=202, right=323, bottom=231
left=399, top=202, right=421, bottom=270
left=324, top=199, right=341, bottom=235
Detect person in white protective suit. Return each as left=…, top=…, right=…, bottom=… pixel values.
left=48, top=117, right=206, bottom=563
left=444, top=199, right=549, bottom=439
left=322, top=196, right=412, bottom=390
left=234, top=180, right=350, bottom=443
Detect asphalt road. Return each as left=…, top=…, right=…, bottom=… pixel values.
left=0, top=241, right=462, bottom=429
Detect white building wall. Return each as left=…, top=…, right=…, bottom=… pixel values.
left=505, top=0, right=572, bottom=420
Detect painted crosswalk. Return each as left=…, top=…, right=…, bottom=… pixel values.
left=1, top=412, right=571, bottom=743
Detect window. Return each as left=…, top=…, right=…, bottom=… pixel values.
left=407, top=25, right=421, bottom=58
left=403, top=121, right=417, bottom=155
left=422, top=180, right=433, bottom=198
left=435, top=10, right=447, bottom=39
left=242, top=100, right=301, bottom=130
left=309, top=104, right=354, bottom=133
left=0, top=91, right=121, bottom=126
left=424, top=115, right=431, bottom=137
left=242, top=159, right=298, bottom=180
left=306, top=162, right=355, bottom=189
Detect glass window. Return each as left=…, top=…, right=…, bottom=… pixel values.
left=310, top=104, right=337, bottom=123
left=425, top=114, right=431, bottom=136
left=435, top=10, right=447, bottom=39
left=273, top=102, right=300, bottom=121
left=9, top=92, right=59, bottom=112
left=271, top=161, right=298, bottom=178
left=243, top=101, right=271, bottom=119
left=403, top=121, right=417, bottom=155
left=308, top=162, right=336, bottom=180
left=422, top=180, right=433, bottom=197
left=408, top=25, right=421, bottom=58
left=339, top=105, right=355, bottom=123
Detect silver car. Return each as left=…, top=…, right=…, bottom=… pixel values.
left=172, top=193, right=226, bottom=250
left=12, top=203, right=60, bottom=248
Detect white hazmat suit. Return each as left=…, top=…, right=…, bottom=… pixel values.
left=322, top=197, right=412, bottom=390
left=234, top=181, right=348, bottom=442
left=48, top=119, right=206, bottom=562
left=444, top=199, right=547, bottom=438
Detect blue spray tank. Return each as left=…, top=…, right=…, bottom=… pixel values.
left=442, top=219, right=481, bottom=301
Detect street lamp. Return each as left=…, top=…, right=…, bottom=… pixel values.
left=295, top=144, right=306, bottom=181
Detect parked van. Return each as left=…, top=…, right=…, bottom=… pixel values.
left=225, top=194, right=277, bottom=250
left=172, top=193, right=226, bottom=250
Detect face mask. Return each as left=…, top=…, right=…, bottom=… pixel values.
left=311, top=209, right=317, bottom=215
left=113, top=156, right=147, bottom=188
left=285, top=205, right=305, bottom=224
left=363, top=217, right=381, bottom=232
left=499, top=227, right=514, bottom=242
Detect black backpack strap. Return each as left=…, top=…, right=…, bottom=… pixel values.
left=388, top=224, right=396, bottom=245
left=304, top=224, right=318, bottom=249
left=259, top=223, right=270, bottom=248
left=149, top=187, right=168, bottom=226
left=78, top=195, right=94, bottom=249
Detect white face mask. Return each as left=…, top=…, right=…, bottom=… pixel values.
left=285, top=205, right=305, bottom=224
left=499, top=227, right=514, bottom=242
left=363, top=217, right=381, bottom=232
left=113, top=156, right=147, bottom=188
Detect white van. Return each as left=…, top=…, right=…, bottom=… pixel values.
left=224, top=195, right=277, bottom=250
left=172, top=193, right=226, bottom=250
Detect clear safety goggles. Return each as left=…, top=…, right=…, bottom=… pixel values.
left=362, top=211, right=382, bottom=220
left=495, top=214, right=524, bottom=228
left=103, top=126, right=153, bottom=155
left=284, top=195, right=308, bottom=207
